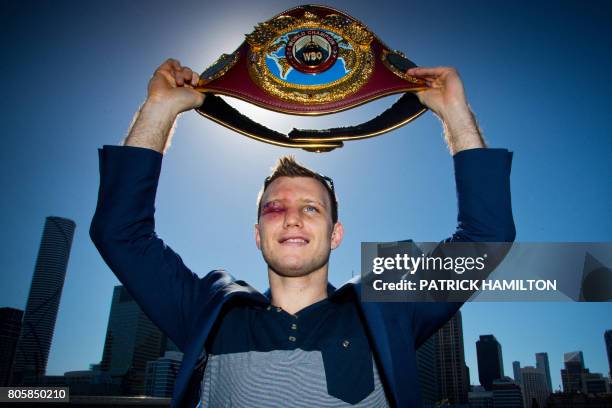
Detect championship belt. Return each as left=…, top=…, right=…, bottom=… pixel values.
left=195, top=4, right=428, bottom=152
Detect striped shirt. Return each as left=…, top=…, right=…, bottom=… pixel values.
left=199, top=294, right=390, bottom=407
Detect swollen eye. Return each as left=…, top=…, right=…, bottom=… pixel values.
left=261, top=202, right=285, bottom=215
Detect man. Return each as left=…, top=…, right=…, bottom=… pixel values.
left=90, top=58, right=515, bottom=407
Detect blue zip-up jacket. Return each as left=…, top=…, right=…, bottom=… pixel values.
left=90, top=145, right=515, bottom=407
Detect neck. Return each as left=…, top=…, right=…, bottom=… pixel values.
left=267, top=266, right=329, bottom=315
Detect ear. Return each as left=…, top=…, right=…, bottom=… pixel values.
left=330, top=221, right=344, bottom=250
left=254, top=223, right=261, bottom=250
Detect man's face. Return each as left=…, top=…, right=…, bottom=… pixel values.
left=255, top=176, right=343, bottom=278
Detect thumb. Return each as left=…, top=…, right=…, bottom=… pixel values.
left=191, top=90, right=206, bottom=109
left=171, top=89, right=206, bottom=114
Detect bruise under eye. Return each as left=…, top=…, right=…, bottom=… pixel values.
left=261, top=202, right=285, bottom=215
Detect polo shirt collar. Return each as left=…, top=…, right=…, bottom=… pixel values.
left=261, top=276, right=359, bottom=302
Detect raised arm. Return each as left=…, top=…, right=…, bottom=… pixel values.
left=124, top=58, right=204, bottom=153
left=404, top=67, right=516, bottom=346
left=407, top=66, right=485, bottom=155
left=407, top=66, right=515, bottom=243
left=89, top=59, right=216, bottom=351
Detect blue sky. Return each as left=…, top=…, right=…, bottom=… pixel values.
left=1, top=0, right=610, bottom=391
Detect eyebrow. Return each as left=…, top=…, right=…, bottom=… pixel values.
left=263, top=198, right=327, bottom=208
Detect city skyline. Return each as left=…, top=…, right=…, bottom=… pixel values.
left=1, top=0, right=611, bottom=399
left=1, top=234, right=610, bottom=393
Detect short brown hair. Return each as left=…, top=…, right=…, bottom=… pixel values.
left=257, top=156, right=338, bottom=224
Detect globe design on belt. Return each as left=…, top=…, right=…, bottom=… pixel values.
left=261, top=27, right=360, bottom=92
left=195, top=4, right=429, bottom=152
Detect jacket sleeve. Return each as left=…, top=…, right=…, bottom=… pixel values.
left=89, top=145, right=223, bottom=352
left=411, top=148, right=516, bottom=348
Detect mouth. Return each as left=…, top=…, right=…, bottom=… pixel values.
left=279, top=236, right=310, bottom=246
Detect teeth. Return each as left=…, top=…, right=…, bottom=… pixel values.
left=285, top=238, right=307, bottom=243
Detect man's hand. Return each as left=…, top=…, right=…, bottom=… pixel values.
left=146, top=58, right=205, bottom=115
left=123, top=59, right=205, bottom=154
left=406, top=67, right=467, bottom=120
left=407, top=66, right=486, bottom=155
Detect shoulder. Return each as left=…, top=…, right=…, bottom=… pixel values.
left=200, top=269, right=269, bottom=303
left=201, top=269, right=237, bottom=288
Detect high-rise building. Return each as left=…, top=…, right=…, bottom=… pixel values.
left=605, top=330, right=612, bottom=379
left=491, top=376, right=524, bottom=408
left=582, top=372, right=610, bottom=394
left=144, top=351, right=183, bottom=398
left=63, top=370, right=93, bottom=395
left=12, top=216, right=76, bottom=385
left=476, top=334, right=504, bottom=390
left=0, top=307, right=24, bottom=386
left=468, top=389, right=494, bottom=408
left=416, top=332, right=438, bottom=406
left=561, top=351, right=587, bottom=393
left=521, top=366, right=549, bottom=408
left=100, top=285, right=165, bottom=395
left=435, top=310, right=469, bottom=404
left=535, top=352, right=553, bottom=394
left=547, top=392, right=612, bottom=407
left=512, top=361, right=521, bottom=385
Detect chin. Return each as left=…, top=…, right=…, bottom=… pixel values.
left=269, top=261, right=313, bottom=278
left=271, top=268, right=312, bottom=278
left=264, top=254, right=329, bottom=278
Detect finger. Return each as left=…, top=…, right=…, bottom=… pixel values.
left=159, top=58, right=182, bottom=73
left=407, top=66, right=455, bottom=77
left=191, top=71, right=199, bottom=86
left=181, top=67, right=193, bottom=83
left=175, top=69, right=185, bottom=86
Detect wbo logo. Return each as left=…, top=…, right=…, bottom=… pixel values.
left=285, top=29, right=339, bottom=73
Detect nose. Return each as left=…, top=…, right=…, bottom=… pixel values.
left=283, top=206, right=303, bottom=228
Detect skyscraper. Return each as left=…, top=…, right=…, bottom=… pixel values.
left=468, top=389, right=494, bottom=408
left=100, top=285, right=165, bottom=395
left=436, top=310, right=469, bottom=404
left=416, top=332, right=438, bottom=406
left=12, top=216, right=76, bottom=385
left=512, top=361, right=521, bottom=385
left=605, top=330, right=612, bottom=379
left=144, top=351, right=183, bottom=398
left=582, top=372, right=610, bottom=394
left=476, top=334, right=504, bottom=390
left=0, top=307, right=24, bottom=386
left=535, top=352, right=553, bottom=394
left=521, top=366, right=549, bottom=408
left=561, top=351, right=587, bottom=393
left=491, top=376, right=524, bottom=408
